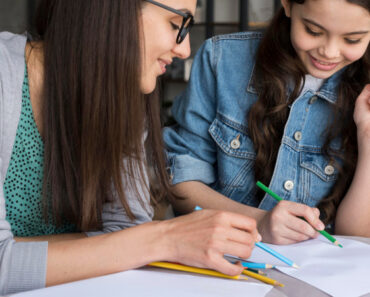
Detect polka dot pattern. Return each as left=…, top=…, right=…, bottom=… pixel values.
left=4, top=65, right=76, bottom=236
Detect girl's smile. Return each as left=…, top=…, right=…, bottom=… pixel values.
left=309, top=54, right=339, bottom=71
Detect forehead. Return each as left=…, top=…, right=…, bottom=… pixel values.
left=159, top=0, right=197, bottom=15
left=293, top=0, right=370, bottom=31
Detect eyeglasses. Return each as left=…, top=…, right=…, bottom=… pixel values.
left=145, top=0, right=194, bottom=44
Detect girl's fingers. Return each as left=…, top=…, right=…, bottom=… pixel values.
left=356, top=84, right=370, bottom=104
left=272, top=213, right=314, bottom=241
left=285, top=219, right=318, bottom=240
left=285, top=202, right=324, bottom=231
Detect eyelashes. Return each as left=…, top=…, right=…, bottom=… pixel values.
left=170, top=22, right=180, bottom=31
left=344, top=38, right=361, bottom=44
left=304, top=25, right=322, bottom=37
left=304, top=25, right=362, bottom=44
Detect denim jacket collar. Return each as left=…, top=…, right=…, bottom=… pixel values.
left=247, top=65, right=345, bottom=104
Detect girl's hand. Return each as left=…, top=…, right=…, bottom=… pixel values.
left=160, top=209, right=260, bottom=276
left=257, top=200, right=325, bottom=245
left=354, top=84, right=370, bottom=145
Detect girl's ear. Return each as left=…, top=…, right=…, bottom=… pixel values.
left=281, top=0, right=292, bottom=18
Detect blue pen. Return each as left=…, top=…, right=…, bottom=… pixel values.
left=194, top=206, right=299, bottom=269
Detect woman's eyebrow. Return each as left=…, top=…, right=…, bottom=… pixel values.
left=303, top=18, right=369, bottom=36
left=178, top=8, right=193, bottom=15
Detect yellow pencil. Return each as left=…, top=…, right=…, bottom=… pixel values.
left=243, top=268, right=285, bottom=287
left=148, top=262, right=248, bottom=281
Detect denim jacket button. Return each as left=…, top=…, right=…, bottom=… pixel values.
left=230, top=135, right=241, bottom=149
left=324, top=165, right=335, bottom=175
left=309, top=96, right=318, bottom=104
left=284, top=180, right=294, bottom=191
left=294, top=131, right=302, bottom=141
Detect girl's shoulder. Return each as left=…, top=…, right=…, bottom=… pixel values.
left=202, top=31, right=263, bottom=65
left=209, top=31, right=263, bottom=50
left=212, top=31, right=264, bottom=42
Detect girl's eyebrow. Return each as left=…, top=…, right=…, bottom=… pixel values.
left=303, top=18, right=369, bottom=36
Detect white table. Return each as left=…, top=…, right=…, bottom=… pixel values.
left=8, top=236, right=370, bottom=297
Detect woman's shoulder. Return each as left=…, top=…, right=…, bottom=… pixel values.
left=0, top=32, right=27, bottom=58
left=0, top=32, right=27, bottom=82
left=0, top=32, right=27, bottom=150
left=0, top=32, right=27, bottom=84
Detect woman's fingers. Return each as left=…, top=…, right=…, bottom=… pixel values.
left=199, top=209, right=261, bottom=242
left=209, top=256, right=244, bottom=276
left=164, top=209, right=258, bottom=275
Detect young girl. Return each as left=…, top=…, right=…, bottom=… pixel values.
left=0, top=0, right=260, bottom=294
left=164, top=0, right=370, bottom=244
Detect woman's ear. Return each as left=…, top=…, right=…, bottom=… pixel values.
left=281, top=0, right=292, bottom=18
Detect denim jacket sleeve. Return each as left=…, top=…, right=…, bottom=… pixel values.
left=164, top=38, right=218, bottom=185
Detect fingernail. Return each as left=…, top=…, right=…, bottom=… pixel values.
left=317, top=222, right=325, bottom=230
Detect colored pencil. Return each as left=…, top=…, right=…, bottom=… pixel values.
left=255, top=241, right=299, bottom=268
left=243, top=268, right=285, bottom=287
left=195, top=206, right=298, bottom=268
left=224, top=254, right=275, bottom=269
left=241, top=262, right=275, bottom=270
left=245, top=268, right=267, bottom=275
left=256, top=181, right=343, bottom=248
left=148, top=262, right=248, bottom=280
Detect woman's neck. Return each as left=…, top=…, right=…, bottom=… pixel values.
left=25, top=41, right=44, bottom=137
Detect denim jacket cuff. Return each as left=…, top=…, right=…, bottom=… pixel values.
left=169, top=154, right=216, bottom=185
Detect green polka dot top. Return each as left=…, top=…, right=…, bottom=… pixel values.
left=4, top=65, right=76, bottom=237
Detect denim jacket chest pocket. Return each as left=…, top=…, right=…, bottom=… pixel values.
left=208, top=117, right=256, bottom=198
left=299, top=150, right=339, bottom=206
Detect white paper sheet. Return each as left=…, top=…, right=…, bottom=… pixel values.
left=13, top=267, right=273, bottom=297
left=248, top=236, right=370, bottom=297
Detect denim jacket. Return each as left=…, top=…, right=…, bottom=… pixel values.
left=164, top=32, right=344, bottom=211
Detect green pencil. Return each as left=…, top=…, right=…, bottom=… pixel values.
left=256, top=181, right=343, bottom=248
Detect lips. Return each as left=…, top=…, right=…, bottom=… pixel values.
left=309, top=54, right=339, bottom=71
left=158, top=59, right=171, bottom=74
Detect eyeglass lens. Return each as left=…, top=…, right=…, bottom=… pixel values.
left=177, top=15, right=194, bottom=44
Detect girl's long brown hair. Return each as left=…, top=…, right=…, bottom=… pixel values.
left=248, top=0, right=370, bottom=224
left=33, top=0, right=172, bottom=231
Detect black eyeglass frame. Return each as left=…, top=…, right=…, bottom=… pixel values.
left=145, top=0, right=194, bottom=44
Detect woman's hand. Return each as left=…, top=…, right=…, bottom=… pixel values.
left=160, top=209, right=260, bottom=276
left=354, top=84, right=370, bottom=151
left=257, top=200, right=325, bottom=245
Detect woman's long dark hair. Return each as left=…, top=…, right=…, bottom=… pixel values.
left=248, top=0, right=370, bottom=224
left=32, top=0, right=172, bottom=231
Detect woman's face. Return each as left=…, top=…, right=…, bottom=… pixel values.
left=140, top=0, right=196, bottom=94
left=282, top=0, right=370, bottom=79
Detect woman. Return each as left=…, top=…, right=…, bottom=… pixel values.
left=0, top=0, right=259, bottom=294
left=164, top=0, right=370, bottom=243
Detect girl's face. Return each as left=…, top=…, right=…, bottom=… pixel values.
left=282, top=0, right=370, bottom=79
left=140, top=0, right=196, bottom=94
